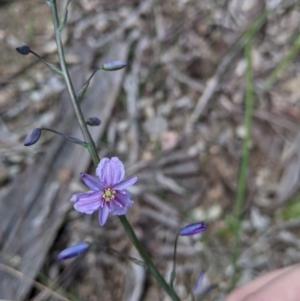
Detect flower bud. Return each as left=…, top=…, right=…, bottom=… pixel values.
left=192, top=270, right=216, bottom=296
left=24, top=128, right=41, bottom=146
left=101, top=61, right=127, bottom=71
left=179, top=221, right=206, bottom=236
left=16, top=44, right=31, bottom=55
left=57, top=242, right=90, bottom=261
left=192, top=270, right=206, bottom=295
left=86, top=117, right=101, bottom=126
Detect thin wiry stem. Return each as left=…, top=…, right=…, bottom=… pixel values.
left=170, top=234, right=179, bottom=289
left=230, top=27, right=254, bottom=289
left=49, top=0, right=99, bottom=166
left=119, top=216, right=181, bottom=301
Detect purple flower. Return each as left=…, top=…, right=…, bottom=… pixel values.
left=57, top=242, right=89, bottom=261
left=179, top=221, right=207, bottom=236
left=71, top=157, right=137, bottom=226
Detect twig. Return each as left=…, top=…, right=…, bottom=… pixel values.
left=240, top=218, right=300, bottom=262
left=170, top=67, right=204, bottom=93
left=185, top=7, right=278, bottom=135
left=220, top=98, right=300, bottom=134
left=87, top=0, right=153, bottom=49
left=0, top=264, right=71, bottom=301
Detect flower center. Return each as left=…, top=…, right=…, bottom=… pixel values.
left=102, top=188, right=116, bottom=202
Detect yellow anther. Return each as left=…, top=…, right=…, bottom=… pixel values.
left=103, top=188, right=116, bottom=202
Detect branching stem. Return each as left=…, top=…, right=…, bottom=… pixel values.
left=48, top=1, right=180, bottom=300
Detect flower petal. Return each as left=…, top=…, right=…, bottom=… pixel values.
left=98, top=203, right=109, bottom=226
left=113, top=176, right=138, bottom=190
left=114, top=190, right=134, bottom=207
left=110, top=200, right=128, bottom=215
left=73, top=191, right=102, bottom=214
left=70, top=191, right=93, bottom=203
left=81, top=173, right=103, bottom=191
left=96, top=157, right=125, bottom=187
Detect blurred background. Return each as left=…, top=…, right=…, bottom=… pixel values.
left=1, top=0, right=300, bottom=300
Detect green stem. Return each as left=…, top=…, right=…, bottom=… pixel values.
left=49, top=1, right=180, bottom=300
left=40, top=128, right=87, bottom=146
left=49, top=0, right=99, bottom=166
left=262, top=32, right=300, bottom=92
left=30, top=50, right=63, bottom=76
left=119, top=216, right=180, bottom=301
left=170, top=234, right=179, bottom=288
left=230, top=28, right=254, bottom=289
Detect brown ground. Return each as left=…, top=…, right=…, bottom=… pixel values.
left=1, top=0, right=300, bottom=300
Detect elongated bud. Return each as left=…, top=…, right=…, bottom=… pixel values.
left=179, top=221, right=206, bottom=236
left=101, top=61, right=127, bottom=71
left=57, top=242, right=90, bottom=261
left=24, top=128, right=41, bottom=146
left=192, top=270, right=206, bottom=295
left=16, top=44, right=31, bottom=55
left=86, top=117, right=101, bottom=126
left=192, top=270, right=216, bottom=296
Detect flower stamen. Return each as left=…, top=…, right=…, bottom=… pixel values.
left=102, top=188, right=116, bottom=202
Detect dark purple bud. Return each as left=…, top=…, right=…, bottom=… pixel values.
left=57, top=242, right=90, bottom=261
left=101, top=61, right=127, bottom=71
left=86, top=117, right=101, bottom=126
left=179, top=221, right=206, bottom=236
left=16, top=44, right=31, bottom=55
left=24, top=128, right=41, bottom=146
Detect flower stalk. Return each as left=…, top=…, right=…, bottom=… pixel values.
left=48, top=1, right=180, bottom=299
left=119, top=216, right=180, bottom=301
left=49, top=0, right=99, bottom=166
left=170, top=234, right=179, bottom=289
